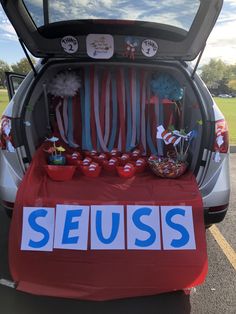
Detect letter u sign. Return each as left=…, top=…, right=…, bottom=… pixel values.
left=90, top=205, right=125, bottom=250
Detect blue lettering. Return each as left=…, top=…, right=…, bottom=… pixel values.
left=96, top=210, right=120, bottom=244
left=62, top=210, right=82, bottom=244
left=133, top=207, right=156, bottom=247
left=165, top=208, right=190, bottom=248
left=28, top=209, right=50, bottom=248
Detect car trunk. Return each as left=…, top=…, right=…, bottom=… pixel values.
left=8, top=61, right=210, bottom=300
left=22, top=61, right=204, bottom=175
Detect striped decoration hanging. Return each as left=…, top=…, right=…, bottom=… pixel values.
left=53, top=66, right=168, bottom=155
left=84, top=67, right=93, bottom=150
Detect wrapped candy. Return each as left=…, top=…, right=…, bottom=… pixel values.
left=148, top=157, right=187, bottom=178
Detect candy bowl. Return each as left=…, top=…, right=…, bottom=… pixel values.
left=131, top=149, right=141, bottom=161
left=84, top=150, right=98, bottom=158
left=116, top=163, right=136, bottom=178
left=81, top=162, right=101, bottom=178
left=66, top=152, right=82, bottom=165
left=44, top=165, right=76, bottom=181
left=82, top=157, right=92, bottom=166
left=119, top=153, right=131, bottom=166
left=103, top=157, right=119, bottom=172
left=135, top=158, right=147, bottom=173
left=148, top=158, right=187, bottom=178
left=92, top=153, right=108, bottom=165
left=109, top=149, right=121, bottom=158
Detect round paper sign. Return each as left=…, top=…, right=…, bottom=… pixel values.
left=141, top=39, right=158, bottom=57
left=61, top=36, right=79, bottom=54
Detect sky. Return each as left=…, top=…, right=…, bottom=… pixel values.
left=0, top=0, right=236, bottom=66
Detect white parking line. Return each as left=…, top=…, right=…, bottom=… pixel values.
left=210, top=225, right=236, bottom=271
left=0, top=278, right=16, bottom=288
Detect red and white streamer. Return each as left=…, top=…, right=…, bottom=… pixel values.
left=156, top=125, right=181, bottom=146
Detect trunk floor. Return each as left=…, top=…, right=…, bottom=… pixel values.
left=8, top=145, right=208, bottom=300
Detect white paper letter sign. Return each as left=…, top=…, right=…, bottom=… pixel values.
left=161, top=206, right=196, bottom=250
left=86, top=34, right=114, bottom=59
left=54, top=205, right=89, bottom=250
left=91, top=205, right=125, bottom=250
left=127, top=205, right=161, bottom=250
left=21, top=207, right=55, bottom=251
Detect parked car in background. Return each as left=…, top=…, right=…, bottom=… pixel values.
left=218, top=94, right=232, bottom=98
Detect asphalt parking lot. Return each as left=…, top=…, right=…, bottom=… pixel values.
left=0, top=155, right=235, bottom=314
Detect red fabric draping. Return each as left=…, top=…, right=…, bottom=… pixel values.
left=9, top=145, right=207, bottom=300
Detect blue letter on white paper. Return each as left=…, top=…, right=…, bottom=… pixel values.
left=127, top=205, right=161, bottom=250
left=91, top=205, right=125, bottom=249
left=21, top=207, right=55, bottom=251
left=54, top=205, right=89, bottom=250
left=62, top=209, right=82, bottom=244
left=161, top=206, right=196, bottom=250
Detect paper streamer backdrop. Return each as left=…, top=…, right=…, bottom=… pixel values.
left=49, top=67, right=180, bottom=154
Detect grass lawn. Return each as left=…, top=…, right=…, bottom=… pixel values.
left=0, top=90, right=236, bottom=144
left=0, top=89, right=9, bottom=116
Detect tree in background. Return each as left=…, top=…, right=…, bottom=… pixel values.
left=201, top=59, right=229, bottom=93
left=200, top=59, right=236, bottom=94
left=228, top=80, right=236, bottom=93
left=11, top=57, right=36, bottom=75
left=0, top=60, right=11, bottom=87
left=228, top=64, right=236, bottom=94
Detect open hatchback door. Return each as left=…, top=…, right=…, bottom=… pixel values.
left=1, top=0, right=223, bottom=61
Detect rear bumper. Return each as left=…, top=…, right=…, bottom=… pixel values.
left=204, top=206, right=228, bottom=225
left=201, top=153, right=230, bottom=225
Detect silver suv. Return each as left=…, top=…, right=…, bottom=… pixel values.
left=0, top=0, right=230, bottom=227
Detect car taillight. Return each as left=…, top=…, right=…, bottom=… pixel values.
left=1, top=200, right=15, bottom=210
left=208, top=204, right=229, bottom=212
left=214, top=119, right=229, bottom=154
left=0, top=115, right=15, bottom=152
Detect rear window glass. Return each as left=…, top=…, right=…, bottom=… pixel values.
left=23, top=0, right=200, bottom=31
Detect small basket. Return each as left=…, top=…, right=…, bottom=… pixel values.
left=148, top=159, right=187, bottom=179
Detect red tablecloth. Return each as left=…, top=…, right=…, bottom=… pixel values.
left=9, top=146, right=207, bottom=300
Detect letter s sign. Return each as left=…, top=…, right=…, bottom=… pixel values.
left=127, top=205, right=161, bottom=250
left=21, top=207, right=55, bottom=251
left=161, top=206, right=196, bottom=250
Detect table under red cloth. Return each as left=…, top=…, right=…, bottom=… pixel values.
left=9, top=146, right=208, bottom=300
